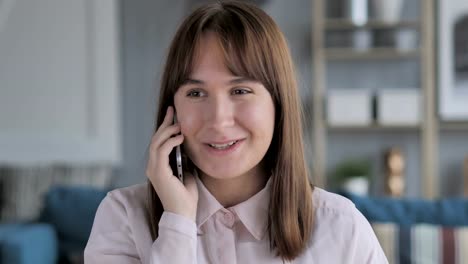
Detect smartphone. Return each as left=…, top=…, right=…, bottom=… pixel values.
left=169, top=114, right=184, bottom=182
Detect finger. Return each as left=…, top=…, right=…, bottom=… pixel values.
left=150, top=123, right=181, bottom=150
left=158, top=134, right=185, bottom=161
left=160, top=106, right=175, bottom=129
left=151, top=106, right=175, bottom=144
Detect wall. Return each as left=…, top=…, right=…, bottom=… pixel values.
left=115, top=1, right=186, bottom=187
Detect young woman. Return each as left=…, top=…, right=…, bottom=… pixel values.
left=85, top=1, right=387, bottom=263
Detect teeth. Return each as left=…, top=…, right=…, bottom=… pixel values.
left=209, top=140, right=237, bottom=150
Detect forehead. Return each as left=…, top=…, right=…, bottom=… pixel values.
left=181, top=33, right=261, bottom=86
left=191, top=32, right=228, bottom=74
left=182, top=30, right=264, bottom=88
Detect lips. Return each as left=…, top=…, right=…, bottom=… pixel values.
left=203, top=138, right=245, bottom=154
left=208, top=140, right=239, bottom=150
left=205, top=139, right=243, bottom=145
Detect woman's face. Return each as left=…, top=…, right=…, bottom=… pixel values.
left=174, top=32, right=275, bottom=181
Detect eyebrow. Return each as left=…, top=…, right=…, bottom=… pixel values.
left=181, top=77, right=256, bottom=86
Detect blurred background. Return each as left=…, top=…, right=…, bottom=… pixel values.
left=0, top=0, right=467, bottom=263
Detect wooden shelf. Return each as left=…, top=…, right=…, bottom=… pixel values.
left=311, top=0, right=437, bottom=197
left=328, top=123, right=468, bottom=132
left=325, top=19, right=420, bottom=30
left=439, top=122, right=468, bottom=131
left=328, top=124, right=420, bottom=132
left=325, top=47, right=420, bottom=60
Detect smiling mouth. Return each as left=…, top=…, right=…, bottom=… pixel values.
left=208, top=140, right=240, bottom=150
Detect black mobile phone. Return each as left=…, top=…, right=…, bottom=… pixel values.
left=169, top=114, right=184, bottom=182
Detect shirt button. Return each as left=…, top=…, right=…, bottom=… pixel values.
left=223, top=212, right=235, bottom=228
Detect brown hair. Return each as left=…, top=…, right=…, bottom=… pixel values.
left=147, top=0, right=314, bottom=261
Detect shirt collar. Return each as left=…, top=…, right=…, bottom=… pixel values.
left=195, top=174, right=272, bottom=241
left=195, top=175, right=224, bottom=228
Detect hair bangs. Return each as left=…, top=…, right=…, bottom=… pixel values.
left=182, top=10, right=274, bottom=96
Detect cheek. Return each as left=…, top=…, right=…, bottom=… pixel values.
left=238, top=100, right=275, bottom=135
left=180, top=115, right=199, bottom=135
left=174, top=95, right=197, bottom=135
left=175, top=104, right=202, bottom=136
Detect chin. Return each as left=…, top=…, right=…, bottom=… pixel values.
left=200, top=168, right=245, bottom=180
left=195, top=161, right=253, bottom=180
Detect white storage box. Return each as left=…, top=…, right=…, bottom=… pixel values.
left=327, top=89, right=373, bottom=126
left=377, top=89, right=421, bottom=125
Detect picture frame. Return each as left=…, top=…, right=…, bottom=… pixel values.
left=437, top=0, right=468, bottom=121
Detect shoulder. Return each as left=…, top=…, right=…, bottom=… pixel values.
left=105, top=182, right=149, bottom=209
left=311, top=187, right=357, bottom=218
left=308, top=187, right=388, bottom=262
left=310, top=187, right=373, bottom=239
left=91, top=184, right=148, bottom=237
left=86, top=183, right=153, bottom=261
left=92, top=182, right=149, bottom=229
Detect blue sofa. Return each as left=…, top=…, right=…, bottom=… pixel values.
left=340, top=191, right=468, bottom=226
left=340, top=192, right=468, bottom=264
left=0, top=223, right=57, bottom=264
left=0, top=186, right=108, bottom=264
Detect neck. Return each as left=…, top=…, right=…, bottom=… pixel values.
left=199, top=166, right=269, bottom=208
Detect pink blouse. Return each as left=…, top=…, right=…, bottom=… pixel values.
left=85, top=176, right=388, bottom=263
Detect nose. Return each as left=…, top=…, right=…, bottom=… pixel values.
left=205, top=95, right=235, bottom=131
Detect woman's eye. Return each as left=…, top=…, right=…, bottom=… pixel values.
left=186, top=90, right=204, bottom=97
left=232, top=88, right=251, bottom=95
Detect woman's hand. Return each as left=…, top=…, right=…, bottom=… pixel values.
left=145, top=106, right=199, bottom=222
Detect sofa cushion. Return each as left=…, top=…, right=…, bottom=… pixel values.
left=0, top=223, right=57, bottom=264
left=39, top=185, right=108, bottom=249
left=340, top=192, right=468, bottom=226
left=372, top=222, right=468, bottom=264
